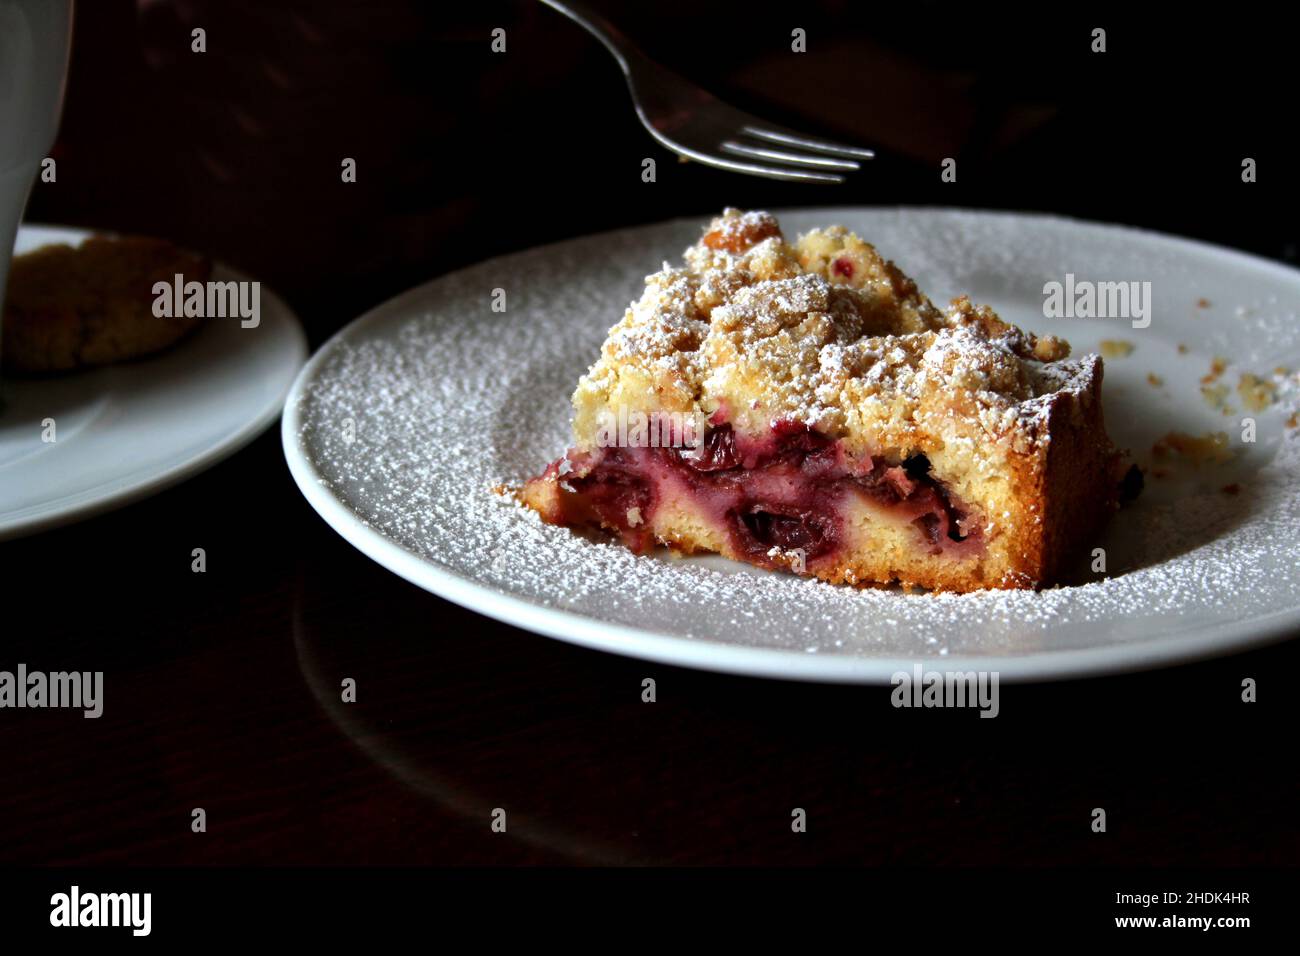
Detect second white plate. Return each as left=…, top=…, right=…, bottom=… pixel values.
left=0, top=225, right=308, bottom=539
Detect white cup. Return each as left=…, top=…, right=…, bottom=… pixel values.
left=0, top=0, right=74, bottom=347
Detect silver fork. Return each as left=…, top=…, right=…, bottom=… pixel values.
left=539, top=0, right=874, bottom=184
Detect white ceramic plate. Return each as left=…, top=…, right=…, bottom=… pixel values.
left=0, top=225, right=307, bottom=538
left=283, top=208, right=1300, bottom=682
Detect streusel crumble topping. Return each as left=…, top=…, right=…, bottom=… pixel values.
left=575, top=208, right=1093, bottom=459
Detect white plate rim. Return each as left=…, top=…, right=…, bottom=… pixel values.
left=1, top=224, right=309, bottom=539
left=281, top=206, right=1300, bottom=684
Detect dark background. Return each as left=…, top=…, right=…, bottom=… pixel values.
left=2, top=0, right=1296, bottom=873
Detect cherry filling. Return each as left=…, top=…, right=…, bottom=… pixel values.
left=555, top=448, right=656, bottom=551
left=738, top=505, right=837, bottom=556
left=688, top=424, right=741, bottom=472
left=552, top=422, right=983, bottom=566
left=854, top=453, right=974, bottom=550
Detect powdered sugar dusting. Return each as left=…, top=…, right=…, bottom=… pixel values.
left=289, top=209, right=1300, bottom=673
left=572, top=209, right=1087, bottom=459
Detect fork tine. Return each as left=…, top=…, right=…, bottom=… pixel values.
left=693, top=154, right=844, bottom=183
left=720, top=141, right=860, bottom=171
left=642, top=127, right=844, bottom=182
left=741, top=125, right=876, bottom=160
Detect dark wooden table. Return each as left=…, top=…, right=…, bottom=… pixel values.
left=3, top=436, right=1297, bottom=866
left=2, top=0, right=1296, bottom=870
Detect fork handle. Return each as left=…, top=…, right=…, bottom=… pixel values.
left=538, top=0, right=637, bottom=76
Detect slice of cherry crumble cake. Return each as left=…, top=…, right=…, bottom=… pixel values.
left=518, top=209, right=1131, bottom=592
